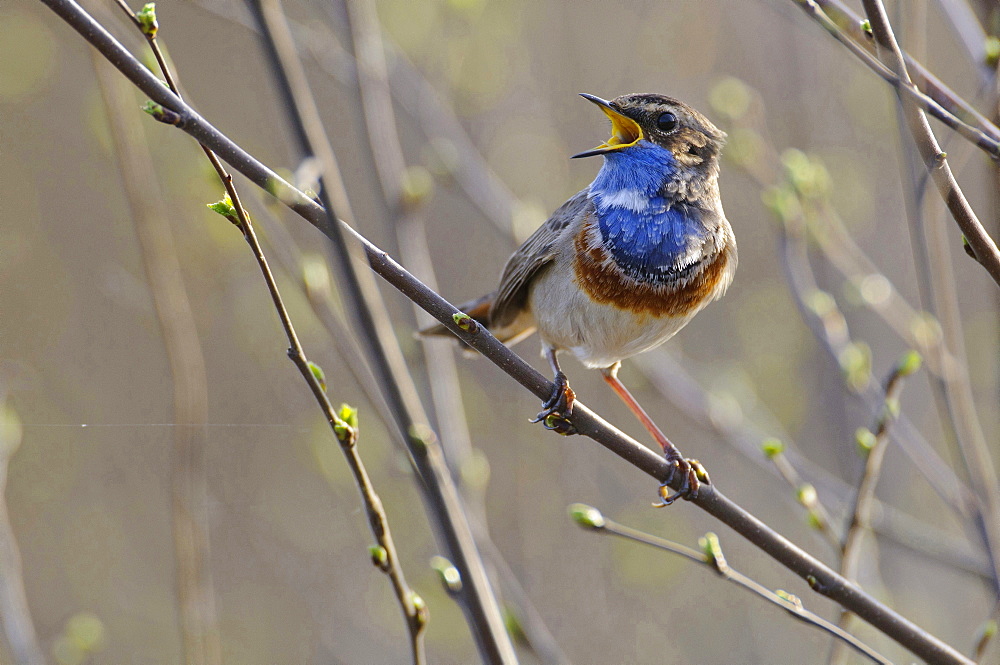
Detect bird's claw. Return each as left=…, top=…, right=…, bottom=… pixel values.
left=529, top=372, right=577, bottom=435
left=654, top=458, right=710, bottom=507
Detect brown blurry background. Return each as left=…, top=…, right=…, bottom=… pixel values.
left=1, top=0, right=998, bottom=663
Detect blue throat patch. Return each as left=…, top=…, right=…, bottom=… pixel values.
left=590, top=141, right=706, bottom=280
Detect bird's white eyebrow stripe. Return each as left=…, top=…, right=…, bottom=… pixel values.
left=593, top=188, right=649, bottom=212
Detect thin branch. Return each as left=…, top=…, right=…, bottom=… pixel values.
left=831, top=356, right=919, bottom=664
left=36, top=2, right=976, bottom=661
left=763, top=440, right=841, bottom=552
left=795, top=0, right=1000, bottom=157
left=842, top=359, right=919, bottom=570
left=972, top=611, right=998, bottom=663
left=219, top=185, right=430, bottom=660
left=794, top=0, right=1000, bottom=285
left=890, top=71, right=1000, bottom=601
left=570, top=505, right=892, bottom=665
left=243, top=1, right=516, bottom=662
left=341, top=0, right=474, bottom=486
left=109, top=1, right=428, bottom=659
left=643, top=351, right=992, bottom=580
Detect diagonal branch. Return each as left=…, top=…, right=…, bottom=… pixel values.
left=794, top=0, right=1000, bottom=285
left=796, top=0, right=1000, bottom=157
left=36, top=1, right=976, bottom=662
left=571, top=505, right=891, bottom=665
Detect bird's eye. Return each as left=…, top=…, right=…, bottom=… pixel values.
left=656, top=112, right=678, bottom=132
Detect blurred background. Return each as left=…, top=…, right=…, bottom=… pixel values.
left=1, top=0, right=998, bottom=662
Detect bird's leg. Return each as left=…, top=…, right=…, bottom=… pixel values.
left=529, top=348, right=577, bottom=435
left=600, top=363, right=709, bottom=504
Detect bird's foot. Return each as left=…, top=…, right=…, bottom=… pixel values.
left=654, top=457, right=710, bottom=507
left=530, top=371, right=577, bottom=435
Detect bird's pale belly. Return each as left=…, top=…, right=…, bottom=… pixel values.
left=526, top=261, right=702, bottom=369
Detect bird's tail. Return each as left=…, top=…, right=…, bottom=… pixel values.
left=418, top=292, right=535, bottom=347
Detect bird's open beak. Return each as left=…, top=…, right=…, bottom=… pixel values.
left=572, top=93, right=644, bottom=159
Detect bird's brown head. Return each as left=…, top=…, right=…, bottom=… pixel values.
left=573, top=93, right=726, bottom=170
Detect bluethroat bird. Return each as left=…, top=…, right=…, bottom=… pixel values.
left=428, top=93, right=736, bottom=503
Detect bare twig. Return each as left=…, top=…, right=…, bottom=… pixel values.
left=341, top=0, right=474, bottom=488
left=108, top=3, right=225, bottom=661
left=762, top=439, right=841, bottom=552
left=110, top=1, right=428, bottom=659
left=794, top=0, right=1000, bottom=285
left=831, top=355, right=920, bottom=663
left=892, top=93, right=1000, bottom=600
left=244, top=1, right=515, bottom=662
left=643, top=351, right=991, bottom=580
left=216, top=186, right=431, bottom=660
left=570, top=505, right=892, bottom=665
left=972, top=614, right=998, bottom=663
left=36, top=2, right=977, bottom=661
left=795, top=0, right=1000, bottom=156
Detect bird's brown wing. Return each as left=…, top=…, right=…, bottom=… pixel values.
left=490, top=190, right=591, bottom=330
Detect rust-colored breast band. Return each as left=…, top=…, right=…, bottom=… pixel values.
left=572, top=221, right=727, bottom=317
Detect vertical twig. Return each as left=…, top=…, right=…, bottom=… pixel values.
left=245, top=1, right=517, bottom=662
left=210, top=186, right=430, bottom=663
left=831, top=356, right=919, bottom=664
left=763, top=439, right=841, bottom=552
